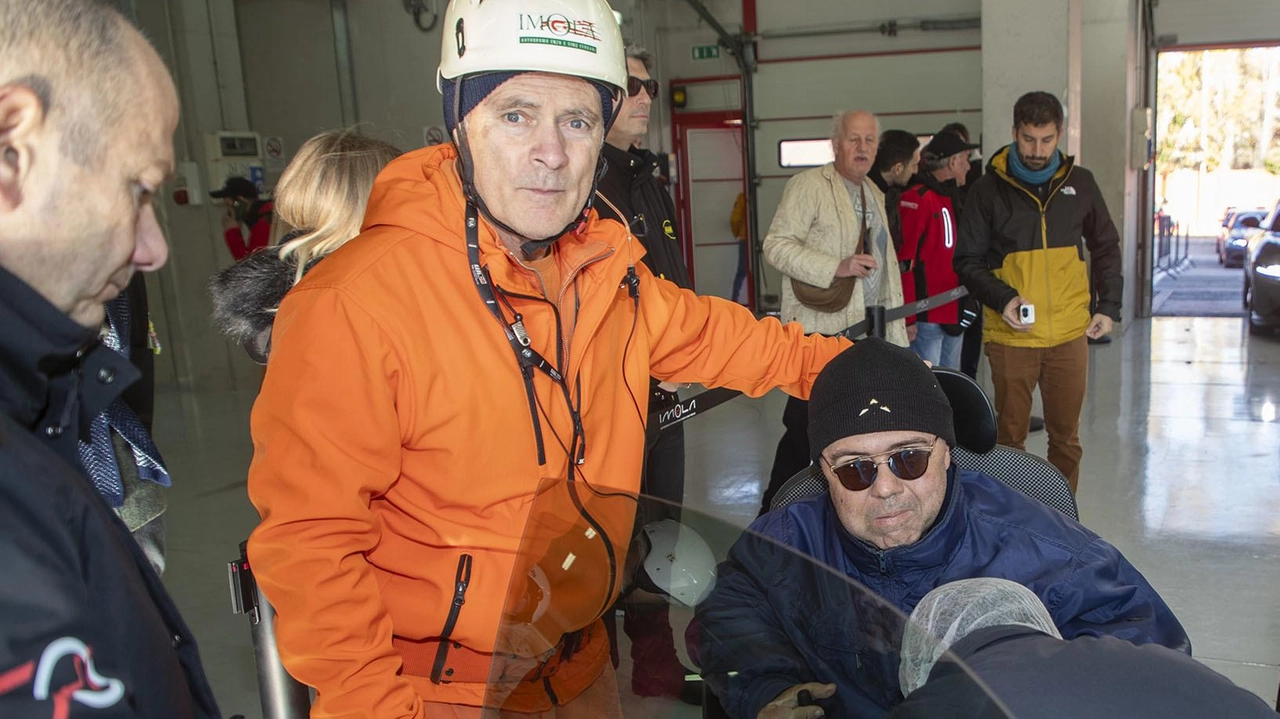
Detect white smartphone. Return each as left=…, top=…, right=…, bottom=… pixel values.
left=1018, top=304, right=1036, bottom=324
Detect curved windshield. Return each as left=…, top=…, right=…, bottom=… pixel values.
left=484, top=493, right=1015, bottom=718
left=1233, top=211, right=1265, bottom=229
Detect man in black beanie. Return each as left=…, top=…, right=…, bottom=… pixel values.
left=804, top=338, right=957, bottom=550
left=693, top=339, right=1188, bottom=718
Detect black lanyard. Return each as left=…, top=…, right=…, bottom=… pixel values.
left=465, top=203, right=585, bottom=466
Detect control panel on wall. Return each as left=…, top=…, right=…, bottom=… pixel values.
left=204, top=131, right=266, bottom=195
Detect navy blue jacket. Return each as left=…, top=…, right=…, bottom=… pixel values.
left=692, top=467, right=1189, bottom=718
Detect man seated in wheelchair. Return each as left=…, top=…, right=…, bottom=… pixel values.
left=691, top=339, right=1189, bottom=718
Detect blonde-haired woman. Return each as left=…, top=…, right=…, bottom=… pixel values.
left=210, top=130, right=401, bottom=360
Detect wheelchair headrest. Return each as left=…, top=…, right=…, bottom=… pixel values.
left=932, top=367, right=997, bottom=453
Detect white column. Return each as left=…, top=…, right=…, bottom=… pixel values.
left=980, top=0, right=1082, bottom=158
left=1082, top=0, right=1143, bottom=326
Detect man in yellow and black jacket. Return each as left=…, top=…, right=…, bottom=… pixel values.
left=954, top=91, right=1122, bottom=493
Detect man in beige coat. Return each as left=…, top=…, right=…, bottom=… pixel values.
left=760, top=109, right=908, bottom=513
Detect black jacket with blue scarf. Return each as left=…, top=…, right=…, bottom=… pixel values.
left=692, top=467, right=1190, bottom=718
left=0, top=266, right=219, bottom=718
left=954, top=146, right=1123, bottom=348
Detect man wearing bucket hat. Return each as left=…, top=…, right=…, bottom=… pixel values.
left=245, top=0, right=849, bottom=715
left=694, top=339, right=1188, bottom=718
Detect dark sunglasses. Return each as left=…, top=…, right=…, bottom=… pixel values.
left=627, top=76, right=659, bottom=99
left=822, top=445, right=936, bottom=492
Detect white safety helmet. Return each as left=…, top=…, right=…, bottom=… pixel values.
left=436, top=0, right=627, bottom=249
left=640, top=519, right=717, bottom=607
left=437, top=0, right=627, bottom=97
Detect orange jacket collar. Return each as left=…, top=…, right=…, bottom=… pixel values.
left=362, top=143, right=646, bottom=298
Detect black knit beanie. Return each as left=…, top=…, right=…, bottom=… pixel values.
left=441, top=73, right=616, bottom=135
left=808, top=338, right=956, bottom=461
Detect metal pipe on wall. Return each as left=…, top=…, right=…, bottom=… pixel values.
left=679, top=0, right=768, bottom=309
left=680, top=0, right=740, bottom=49
left=331, top=0, right=359, bottom=128
left=757, top=16, right=981, bottom=41
left=741, top=50, right=767, bottom=306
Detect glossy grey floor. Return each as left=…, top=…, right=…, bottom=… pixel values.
left=157, top=316, right=1280, bottom=717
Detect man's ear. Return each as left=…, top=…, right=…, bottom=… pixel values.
left=0, top=84, right=47, bottom=212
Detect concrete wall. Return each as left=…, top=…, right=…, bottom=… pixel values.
left=1155, top=0, right=1280, bottom=48
left=1083, top=0, right=1144, bottom=326
left=981, top=0, right=1081, bottom=162
left=235, top=0, right=344, bottom=186
left=345, top=2, right=448, bottom=150
left=133, top=0, right=262, bottom=392
left=234, top=0, right=449, bottom=175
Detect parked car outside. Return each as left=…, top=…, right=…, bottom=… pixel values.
left=1218, top=209, right=1266, bottom=267
left=1243, top=201, right=1280, bottom=334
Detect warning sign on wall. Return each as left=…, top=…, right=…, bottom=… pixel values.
left=265, top=136, right=284, bottom=159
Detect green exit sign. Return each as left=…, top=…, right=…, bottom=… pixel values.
left=691, top=44, right=720, bottom=61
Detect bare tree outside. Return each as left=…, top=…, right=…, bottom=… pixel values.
left=1158, top=46, right=1280, bottom=233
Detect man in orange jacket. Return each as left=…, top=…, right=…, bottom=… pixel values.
left=245, top=0, right=849, bottom=716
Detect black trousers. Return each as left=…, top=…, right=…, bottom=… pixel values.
left=640, top=386, right=685, bottom=525
left=961, top=311, right=984, bottom=379
left=760, top=395, right=810, bottom=516
left=607, top=385, right=687, bottom=688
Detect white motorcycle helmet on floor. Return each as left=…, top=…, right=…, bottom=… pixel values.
left=637, top=519, right=717, bottom=607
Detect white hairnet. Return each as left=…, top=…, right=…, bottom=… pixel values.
left=898, top=578, right=1061, bottom=695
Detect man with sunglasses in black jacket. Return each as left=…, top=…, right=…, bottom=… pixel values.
left=692, top=339, right=1188, bottom=719
left=594, top=40, right=701, bottom=705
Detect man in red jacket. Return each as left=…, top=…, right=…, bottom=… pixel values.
left=899, top=131, right=978, bottom=369
left=211, top=175, right=272, bottom=261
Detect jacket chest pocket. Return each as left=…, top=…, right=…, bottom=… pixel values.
left=993, top=209, right=1041, bottom=252
left=808, top=214, right=849, bottom=255
left=1045, top=200, right=1087, bottom=259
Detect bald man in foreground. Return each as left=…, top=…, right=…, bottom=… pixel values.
left=0, top=0, right=219, bottom=715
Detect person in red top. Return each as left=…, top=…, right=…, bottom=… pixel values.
left=899, top=130, right=978, bottom=369
left=211, top=175, right=273, bottom=261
